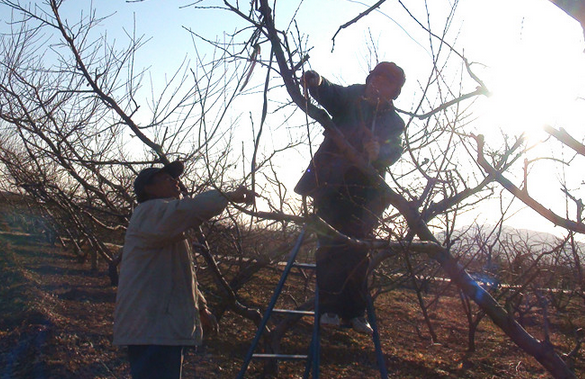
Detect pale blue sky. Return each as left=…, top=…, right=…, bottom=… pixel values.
left=1, top=0, right=584, bottom=234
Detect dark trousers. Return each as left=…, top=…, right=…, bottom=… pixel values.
left=314, top=168, right=387, bottom=320
left=128, top=345, right=184, bottom=379
left=315, top=243, right=369, bottom=319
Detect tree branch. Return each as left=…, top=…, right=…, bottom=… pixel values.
left=257, top=1, right=576, bottom=377
left=474, top=133, right=585, bottom=235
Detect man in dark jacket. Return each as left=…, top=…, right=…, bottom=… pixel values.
left=295, top=62, right=406, bottom=334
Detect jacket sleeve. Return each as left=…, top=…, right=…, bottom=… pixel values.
left=128, top=190, right=229, bottom=246
left=373, top=111, right=405, bottom=169
left=310, top=78, right=361, bottom=118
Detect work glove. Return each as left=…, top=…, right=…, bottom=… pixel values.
left=200, top=307, right=219, bottom=337
left=364, top=137, right=381, bottom=162
left=302, top=70, right=322, bottom=88
left=227, top=186, right=257, bottom=205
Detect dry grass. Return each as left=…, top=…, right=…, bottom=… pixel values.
left=0, top=229, right=583, bottom=378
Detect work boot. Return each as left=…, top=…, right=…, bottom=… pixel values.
left=350, top=316, right=373, bottom=334
left=320, top=313, right=340, bottom=327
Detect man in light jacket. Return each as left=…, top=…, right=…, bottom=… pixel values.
left=114, top=161, right=255, bottom=379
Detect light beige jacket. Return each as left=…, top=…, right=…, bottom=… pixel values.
left=113, top=190, right=228, bottom=346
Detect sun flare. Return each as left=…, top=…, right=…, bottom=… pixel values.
left=480, top=40, right=583, bottom=143
left=484, top=64, right=561, bottom=140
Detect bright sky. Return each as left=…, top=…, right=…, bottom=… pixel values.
left=1, top=0, right=584, bottom=235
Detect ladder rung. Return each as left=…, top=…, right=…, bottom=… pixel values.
left=272, top=309, right=315, bottom=316
left=252, top=353, right=308, bottom=360
left=292, top=262, right=316, bottom=269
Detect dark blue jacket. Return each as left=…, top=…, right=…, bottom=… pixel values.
left=294, top=78, right=405, bottom=198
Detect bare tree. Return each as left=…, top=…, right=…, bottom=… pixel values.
left=0, top=0, right=583, bottom=378
left=182, top=1, right=583, bottom=377
left=0, top=0, right=306, bottom=343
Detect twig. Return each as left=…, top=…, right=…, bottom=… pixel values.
left=331, top=0, right=386, bottom=52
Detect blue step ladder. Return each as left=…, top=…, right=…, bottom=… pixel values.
left=236, top=227, right=389, bottom=379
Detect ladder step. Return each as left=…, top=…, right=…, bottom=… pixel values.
left=252, top=353, right=308, bottom=360
left=272, top=309, right=315, bottom=316
left=292, top=262, right=316, bottom=269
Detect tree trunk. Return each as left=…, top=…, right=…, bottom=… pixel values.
left=549, top=0, right=585, bottom=36
left=258, top=1, right=576, bottom=377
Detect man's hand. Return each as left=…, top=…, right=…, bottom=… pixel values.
left=199, top=307, right=219, bottom=337
left=302, top=70, right=322, bottom=88
left=226, top=186, right=257, bottom=205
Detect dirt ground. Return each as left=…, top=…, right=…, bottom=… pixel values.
left=0, top=230, right=583, bottom=378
